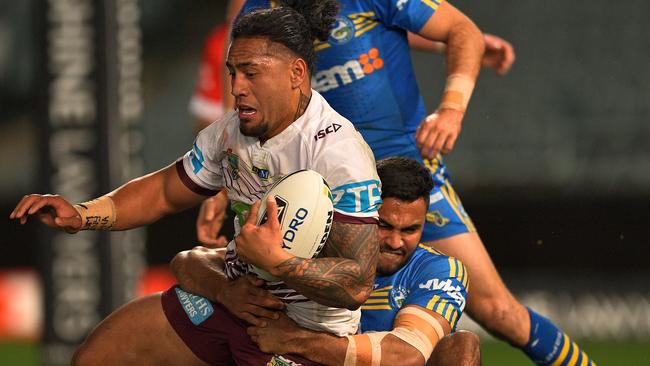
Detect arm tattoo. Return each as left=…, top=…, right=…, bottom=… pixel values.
left=272, top=221, right=378, bottom=309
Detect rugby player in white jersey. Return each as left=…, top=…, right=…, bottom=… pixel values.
left=11, top=2, right=384, bottom=365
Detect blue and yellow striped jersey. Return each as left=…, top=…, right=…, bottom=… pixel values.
left=360, top=244, right=468, bottom=332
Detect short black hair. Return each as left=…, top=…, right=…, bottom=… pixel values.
left=376, top=157, right=434, bottom=207
left=232, top=0, right=339, bottom=74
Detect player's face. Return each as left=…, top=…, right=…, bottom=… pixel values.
left=226, top=37, right=297, bottom=140
left=376, top=197, right=427, bottom=275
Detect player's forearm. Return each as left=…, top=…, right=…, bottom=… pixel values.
left=107, top=164, right=204, bottom=230
left=443, top=18, right=484, bottom=87
left=272, top=255, right=376, bottom=310
left=106, top=171, right=169, bottom=230
left=290, top=332, right=424, bottom=366
left=270, top=221, right=378, bottom=309
left=417, top=3, right=484, bottom=114
left=408, top=32, right=447, bottom=53
left=171, top=248, right=228, bottom=302
left=283, top=328, right=347, bottom=366
left=432, top=18, right=483, bottom=118
left=378, top=334, right=427, bottom=366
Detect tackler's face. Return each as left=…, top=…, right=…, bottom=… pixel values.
left=376, top=197, right=427, bottom=275
left=227, top=36, right=297, bottom=141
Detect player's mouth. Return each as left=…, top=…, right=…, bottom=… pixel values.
left=237, top=104, right=257, bottom=119
left=379, top=248, right=404, bottom=259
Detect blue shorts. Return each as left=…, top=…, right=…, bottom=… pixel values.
left=373, top=139, right=475, bottom=242
left=357, top=123, right=476, bottom=242
left=420, top=156, right=476, bottom=242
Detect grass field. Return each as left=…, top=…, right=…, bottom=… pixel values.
left=1, top=340, right=649, bottom=365
left=481, top=340, right=650, bottom=365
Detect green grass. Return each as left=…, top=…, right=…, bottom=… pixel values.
left=481, top=340, right=650, bottom=365
left=0, top=342, right=40, bottom=366
left=2, top=340, right=649, bottom=365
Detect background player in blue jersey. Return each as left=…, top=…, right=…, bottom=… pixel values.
left=195, top=0, right=515, bottom=247
left=177, top=157, right=480, bottom=365
left=197, top=1, right=596, bottom=365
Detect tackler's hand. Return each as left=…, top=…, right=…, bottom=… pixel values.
left=218, top=274, right=284, bottom=327
left=196, top=191, right=230, bottom=247
left=247, top=312, right=304, bottom=355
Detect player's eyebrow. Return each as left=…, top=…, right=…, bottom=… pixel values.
left=226, top=60, right=258, bottom=69
left=401, top=224, right=421, bottom=231
left=378, top=218, right=421, bottom=231
left=377, top=218, right=392, bottom=227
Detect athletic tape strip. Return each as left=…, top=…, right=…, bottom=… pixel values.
left=73, top=196, right=117, bottom=232
left=343, top=307, right=446, bottom=365
left=439, top=73, right=475, bottom=112
left=366, top=333, right=384, bottom=366
left=392, top=306, right=446, bottom=361
left=391, top=328, right=434, bottom=362
left=344, top=335, right=357, bottom=366
left=345, top=333, right=386, bottom=366
left=396, top=306, right=446, bottom=340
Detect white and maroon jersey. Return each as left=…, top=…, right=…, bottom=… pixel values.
left=188, top=24, right=228, bottom=122
left=177, top=90, right=381, bottom=335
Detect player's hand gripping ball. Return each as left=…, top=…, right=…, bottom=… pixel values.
left=251, top=170, right=334, bottom=281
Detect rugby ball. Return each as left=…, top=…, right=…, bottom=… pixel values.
left=251, top=169, right=334, bottom=281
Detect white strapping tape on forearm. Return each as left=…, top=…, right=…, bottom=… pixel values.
left=391, top=328, right=434, bottom=362
left=366, top=332, right=384, bottom=366
left=344, top=333, right=386, bottom=366
left=344, top=335, right=357, bottom=366
left=439, top=73, right=475, bottom=112
left=344, top=306, right=445, bottom=365
left=73, top=195, right=117, bottom=231
left=392, top=306, right=446, bottom=361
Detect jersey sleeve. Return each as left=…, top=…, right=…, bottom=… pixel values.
left=313, top=137, right=381, bottom=224
left=177, top=115, right=232, bottom=195
left=189, top=25, right=228, bottom=122
left=373, top=0, right=444, bottom=33
left=404, top=253, right=468, bottom=331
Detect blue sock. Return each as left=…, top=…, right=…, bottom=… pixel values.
left=521, top=307, right=596, bottom=366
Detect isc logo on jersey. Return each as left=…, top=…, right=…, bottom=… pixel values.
left=314, top=123, right=342, bottom=141
left=331, top=180, right=381, bottom=215
left=312, top=48, right=384, bottom=93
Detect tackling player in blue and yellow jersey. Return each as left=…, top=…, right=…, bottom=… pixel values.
left=229, top=157, right=479, bottom=365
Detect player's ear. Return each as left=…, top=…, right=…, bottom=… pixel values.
left=289, top=58, right=308, bottom=89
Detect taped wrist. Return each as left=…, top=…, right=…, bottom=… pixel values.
left=439, top=73, right=475, bottom=112
left=73, top=196, right=117, bottom=231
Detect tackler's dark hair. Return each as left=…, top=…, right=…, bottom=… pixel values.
left=232, top=0, right=339, bottom=73
left=376, top=157, right=435, bottom=207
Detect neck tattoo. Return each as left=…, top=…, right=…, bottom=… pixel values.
left=293, top=90, right=311, bottom=121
